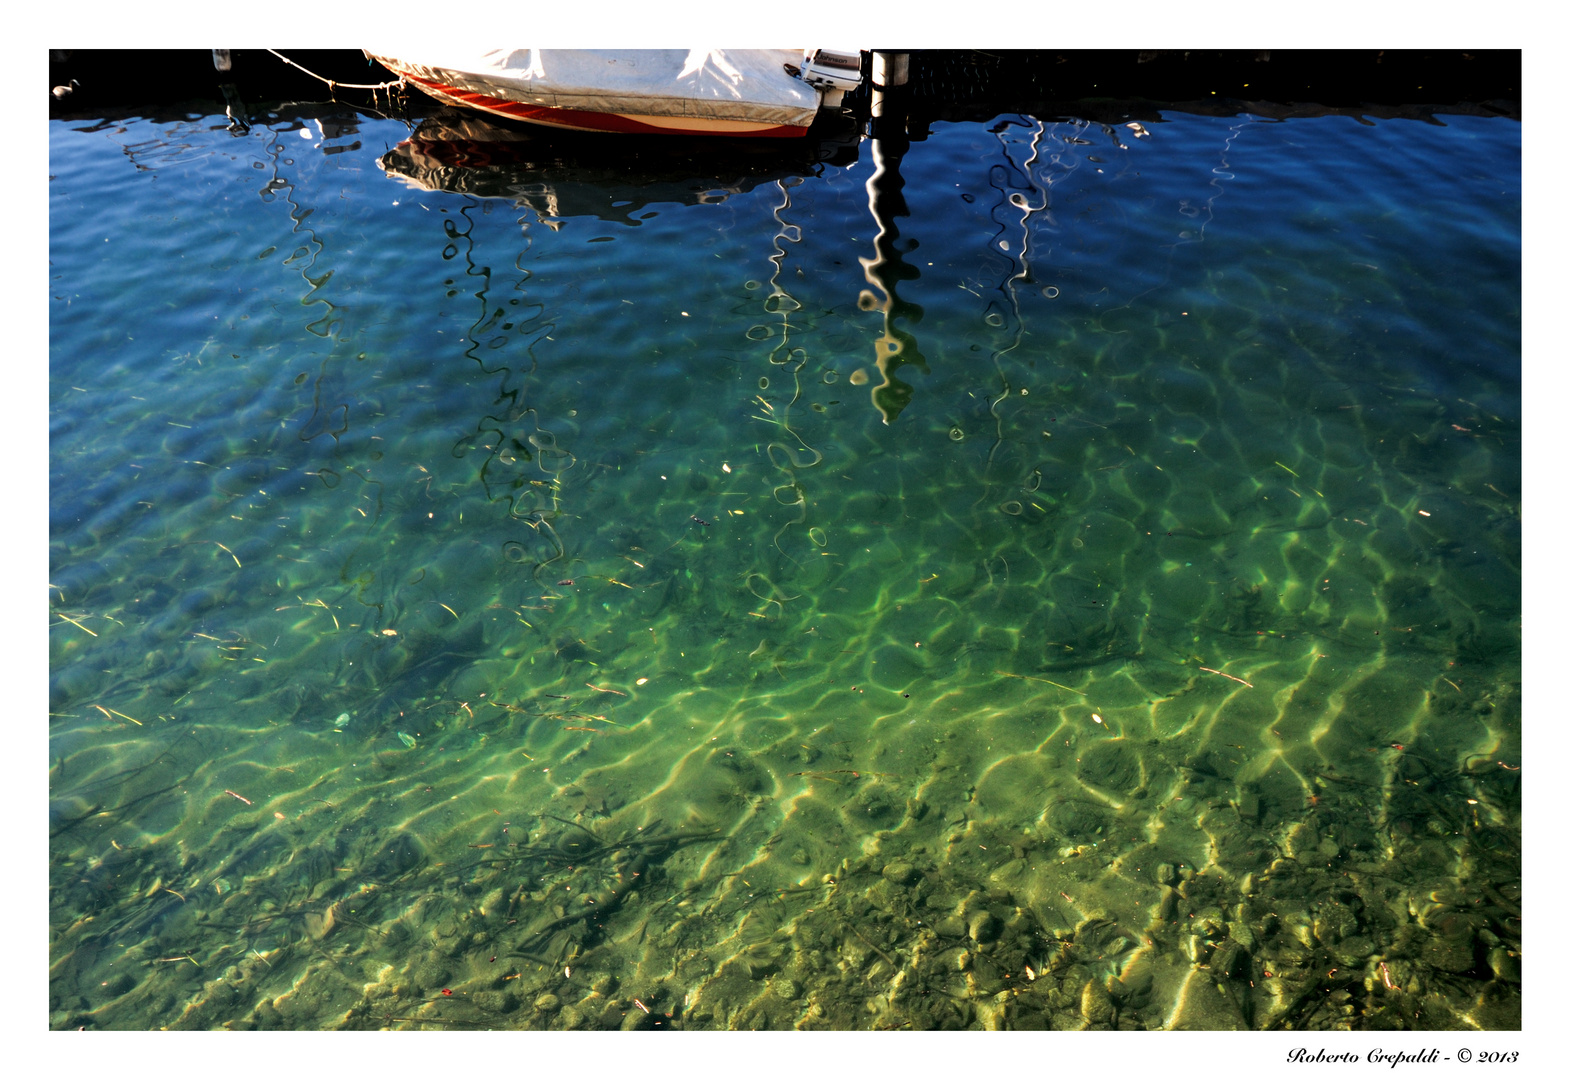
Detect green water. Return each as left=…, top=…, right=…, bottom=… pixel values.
left=49, top=105, right=1520, bottom=1031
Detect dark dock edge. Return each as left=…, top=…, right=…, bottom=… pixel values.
left=48, top=49, right=1520, bottom=127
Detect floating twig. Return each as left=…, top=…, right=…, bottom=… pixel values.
left=1199, top=666, right=1254, bottom=688
left=790, top=769, right=892, bottom=780
left=995, top=670, right=1085, bottom=695
left=91, top=704, right=143, bottom=726
left=53, top=613, right=98, bottom=637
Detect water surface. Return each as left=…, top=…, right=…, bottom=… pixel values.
left=49, top=102, right=1520, bottom=1031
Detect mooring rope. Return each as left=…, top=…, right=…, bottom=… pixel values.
left=266, top=49, right=406, bottom=92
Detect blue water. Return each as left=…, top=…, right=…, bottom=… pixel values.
left=49, top=102, right=1520, bottom=1031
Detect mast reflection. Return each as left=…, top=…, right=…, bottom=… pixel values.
left=857, top=105, right=926, bottom=424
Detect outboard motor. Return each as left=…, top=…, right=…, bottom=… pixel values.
left=795, top=49, right=864, bottom=107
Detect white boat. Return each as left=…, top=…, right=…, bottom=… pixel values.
left=366, top=49, right=863, bottom=138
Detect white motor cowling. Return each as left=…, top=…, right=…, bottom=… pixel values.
left=795, top=49, right=864, bottom=107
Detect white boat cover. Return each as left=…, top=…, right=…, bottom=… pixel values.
left=367, top=50, right=822, bottom=127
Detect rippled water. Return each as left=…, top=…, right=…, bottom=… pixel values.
left=49, top=101, right=1520, bottom=1032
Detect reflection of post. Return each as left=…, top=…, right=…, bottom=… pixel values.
left=858, top=52, right=924, bottom=425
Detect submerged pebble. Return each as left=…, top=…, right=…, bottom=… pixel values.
left=1488, top=947, right=1520, bottom=982
left=968, top=910, right=1000, bottom=943
left=1080, top=979, right=1114, bottom=1024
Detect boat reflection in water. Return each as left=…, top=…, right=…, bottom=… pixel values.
left=378, top=109, right=861, bottom=225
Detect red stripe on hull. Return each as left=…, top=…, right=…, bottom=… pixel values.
left=401, top=71, right=810, bottom=138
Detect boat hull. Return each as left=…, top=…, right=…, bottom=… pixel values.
left=371, top=51, right=826, bottom=138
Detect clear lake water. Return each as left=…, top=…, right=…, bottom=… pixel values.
left=48, top=96, right=1521, bottom=1031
